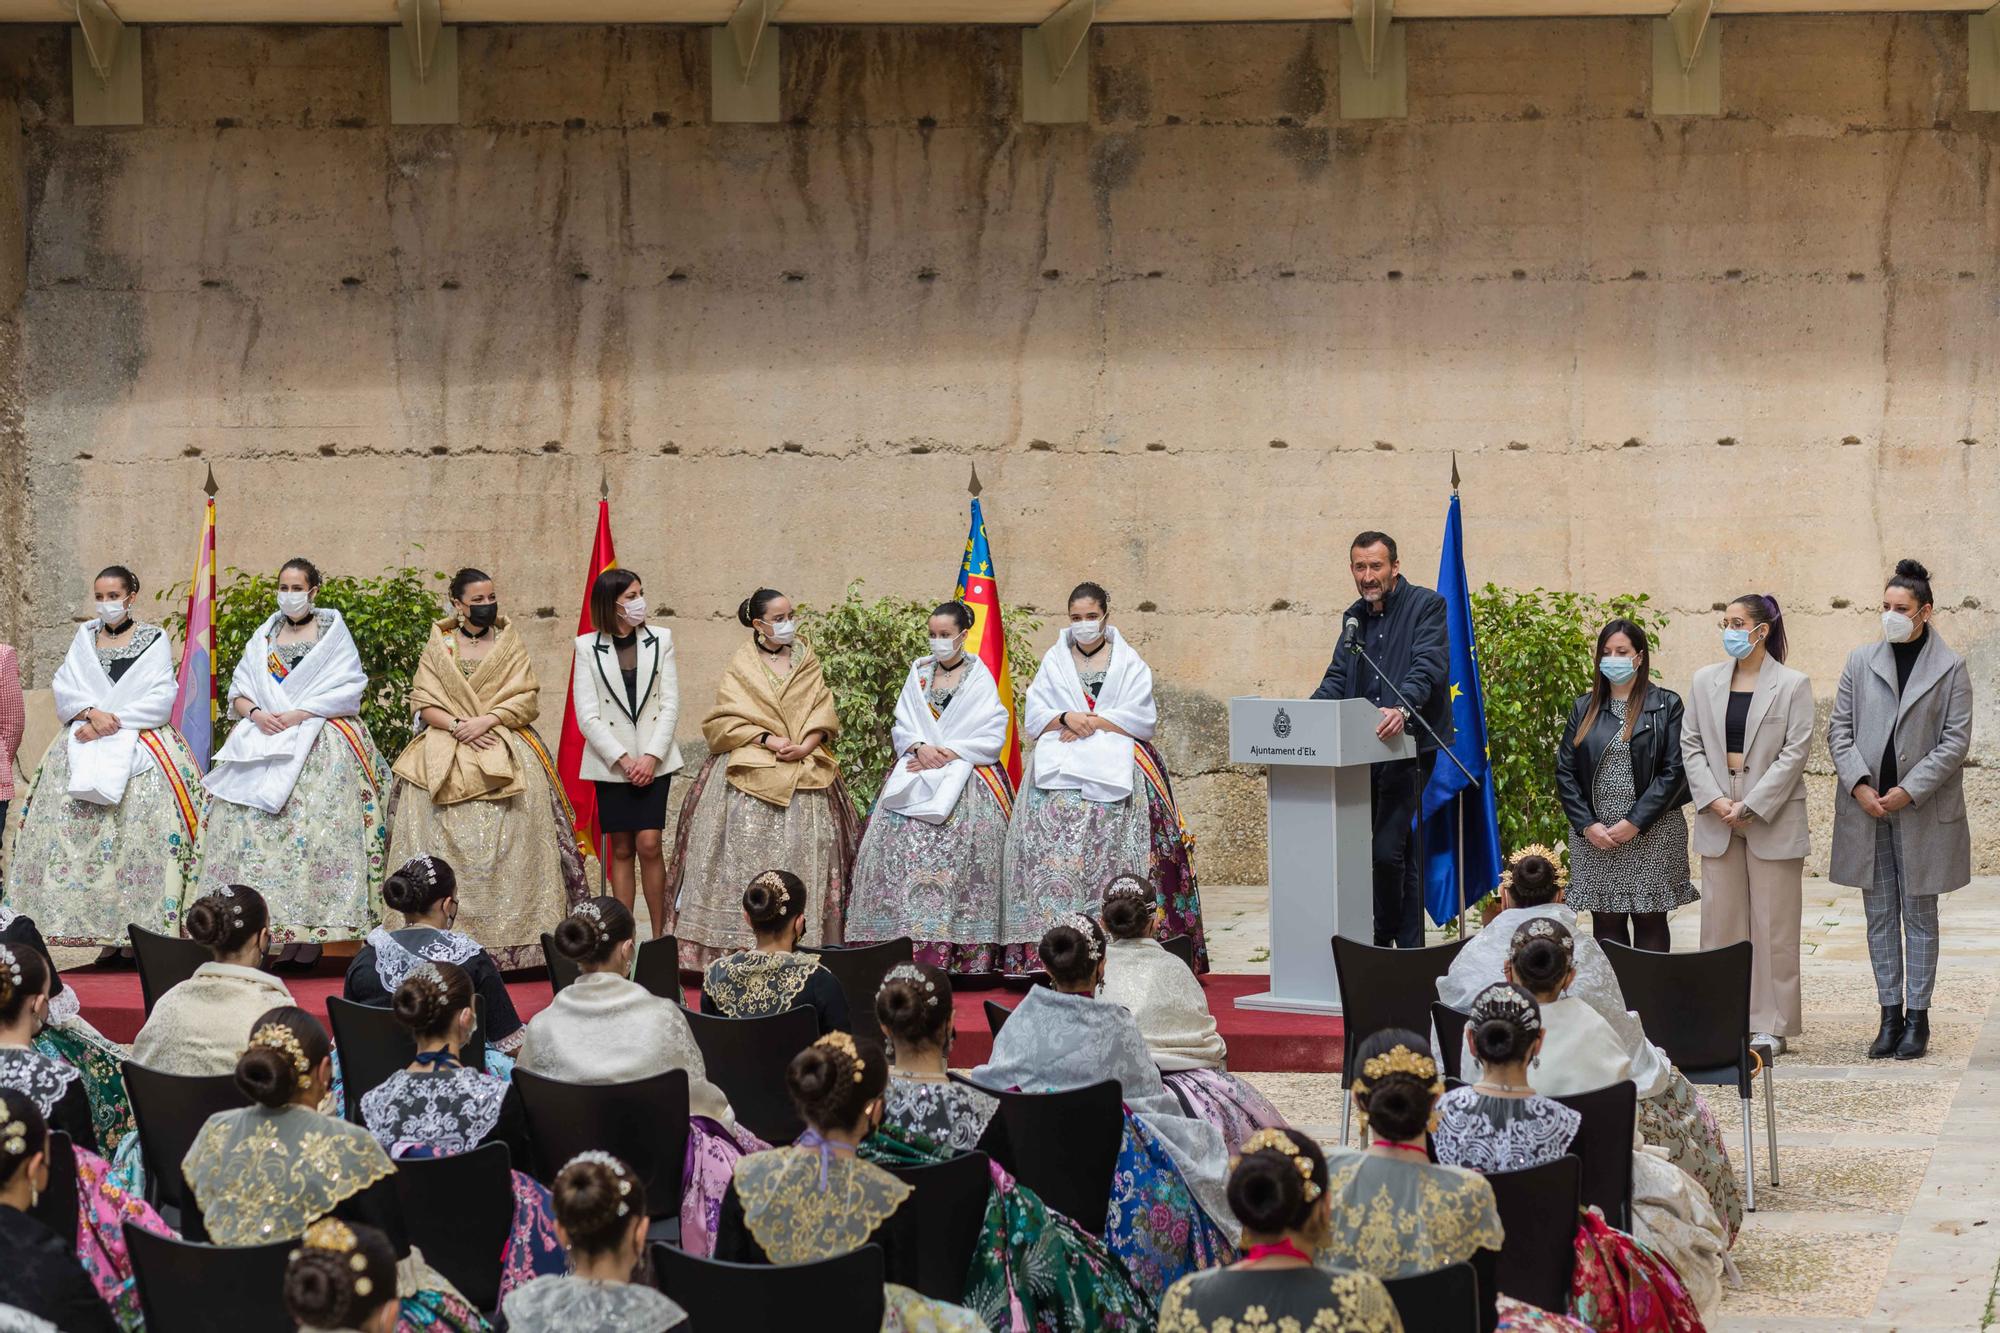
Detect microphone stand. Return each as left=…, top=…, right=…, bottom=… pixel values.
left=1346, top=634, right=1481, bottom=790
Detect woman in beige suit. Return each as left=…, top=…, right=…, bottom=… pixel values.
left=1681, top=593, right=1814, bottom=1051
left=572, top=568, right=684, bottom=934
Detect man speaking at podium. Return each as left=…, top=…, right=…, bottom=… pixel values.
left=1309, top=531, right=1452, bottom=947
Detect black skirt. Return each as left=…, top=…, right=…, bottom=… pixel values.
left=595, top=774, right=673, bottom=833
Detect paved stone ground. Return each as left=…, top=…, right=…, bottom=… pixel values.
left=1207, top=877, right=2000, bottom=1333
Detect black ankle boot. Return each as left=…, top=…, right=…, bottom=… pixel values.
left=1868, top=1004, right=1903, bottom=1059
left=1895, top=1009, right=1929, bottom=1060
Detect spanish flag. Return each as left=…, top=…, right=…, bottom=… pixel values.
left=954, top=495, right=1021, bottom=787
left=557, top=498, right=617, bottom=860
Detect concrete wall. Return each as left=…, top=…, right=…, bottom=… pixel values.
left=1, top=18, right=1998, bottom=881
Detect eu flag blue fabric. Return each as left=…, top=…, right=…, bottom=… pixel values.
left=1418, top=492, right=1504, bottom=926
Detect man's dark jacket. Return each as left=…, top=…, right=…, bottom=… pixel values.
left=1309, top=576, right=1454, bottom=755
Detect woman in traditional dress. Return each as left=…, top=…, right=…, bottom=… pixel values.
left=702, top=870, right=850, bottom=1034
left=4, top=907, right=134, bottom=1153
left=182, top=1006, right=483, bottom=1331
left=516, top=897, right=763, bottom=1255
left=866, top=962, right=1156, bottom=1332
left=3, top=566, right=205, bottom=952
left=1328, top=1030, right=1588, bottom=1333
left=0, top=1090, right=122, bottom=1333
left=284, top=1218, right=402, bottom=1333
left=1001, top=582, right=1205, bottom=974
left=129, top=885, right=294, bottom=1076
left=199, top=558, right=389, bottom=963
left=1158, top=1130, right=1403, bottom=1333
left=847, top=601, right=1013, bottom=975
left=358, top=960, right=563, bottom=1297
left=501, top=1154, right=691, bottom=1333
left=1097, top=875, right=1285, bottom=1154
left=346, top=856, right=527, bottom=1060
left=969, top=915, right=1236, bottom=1301
left=715, top=1033, right=985, bottom=1332
left=569, top=568, right=683, bottom=932
left=387, top=568, right=588, bottom=970
left=665, top=588, right=862, bottom=972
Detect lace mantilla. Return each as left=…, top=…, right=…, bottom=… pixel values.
left=359, top=1066, right=507, bottom=1158
left=183, top=1105, right=394, bottom=1245
left=882, top=1076, right=998, bottom=1155
left=95, top=623, right=163, bottom=669
left=367, top=925, right=486, bottom=993
left=734, top=1147, right=913, bottom=1266
left=1431, top=1086, right=1582, bottom=1175
left=1157, top=1266, right=1405, bottom=1333
left=0, top=1048, right=81, bottom=1120
left=703, top=951, right=824, bottom=1019
left=1323, top=1151, right=1505, bottom=1280
left=500, top=1274, right=688, bottom=1333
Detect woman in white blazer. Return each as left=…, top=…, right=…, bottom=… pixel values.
left=571, top=567, right=684, bottom=934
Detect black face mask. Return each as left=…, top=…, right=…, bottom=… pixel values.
left=466, top=603, right=499, bottom=628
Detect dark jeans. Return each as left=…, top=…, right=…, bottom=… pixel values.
left=1371, top=753, right=1435, bottom=948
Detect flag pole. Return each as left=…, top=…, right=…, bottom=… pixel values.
left=203, top=463, right=218, bottom=719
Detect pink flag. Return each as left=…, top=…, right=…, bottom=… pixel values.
left=171, top=495, right=217, bottom=771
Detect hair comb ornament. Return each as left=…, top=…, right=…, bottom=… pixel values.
left=1059, top=913, right=1103, bottom=960
left=1234, top=1128, right=1323, bottom=1202
left=210, top=885, right=247, bottom=923
left=0, top=1110, right=26, bottom=1157
left=1102, top=878, right=1151, bottom=905
left=1496, top=844, right=1569, bottom=897
left=251, top=1022, right=310, bottom=1076
left=1515, top=917, right=1576, bottom=960
left=574, top=900, right=605, bottom=926
left=880, top=963, right=939, bottom=1007
left=1350, top=1044, right=1445, bottom=1097
left=406, top=961, right=449, bottom=1006
left=0, top=945, right=20, bottom=993
left=814, top=1030, right=867, bottom=1083
left=1470, top=982, right=1542, bottom=1034
left=565, top=1151, right=635, bottom=1216
left=753, top=871, right=792, bottom=910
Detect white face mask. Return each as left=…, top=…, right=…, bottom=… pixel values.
left=1070, top=619, right=1105, bottom=646
left=1882, top=610, right=1918, bottom=644
left=929, top=636, right=961, bottom=660
left=95, top=599, right=127, bottom=625
left=276, top=589, right=312, bottom=619
left=620, top=596, right=648, bottom=626
left=764, top=618, right=798, bottom=647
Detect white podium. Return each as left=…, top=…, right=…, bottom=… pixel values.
left=1228, top=697, right=1414, bottom=1015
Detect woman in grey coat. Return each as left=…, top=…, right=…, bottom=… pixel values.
left=1826, top=560, right=1973, bottom=1061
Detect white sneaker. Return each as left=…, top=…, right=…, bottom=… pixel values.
left=1751, top=1031, right=1785, bottom=1056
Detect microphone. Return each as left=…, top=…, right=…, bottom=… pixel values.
left=1340, top=616, right=1361, bottom=649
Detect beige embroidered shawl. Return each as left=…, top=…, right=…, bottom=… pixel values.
left=391, top=617, right=541, bottom=807
left=701, top=641, right=842, bottom=808
left=130, top=962, right=298, bottom=1076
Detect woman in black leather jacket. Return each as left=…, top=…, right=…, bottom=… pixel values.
left=1554, top=619, right=1694, bottom=951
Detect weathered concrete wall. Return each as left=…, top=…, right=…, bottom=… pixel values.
left=1, top=18, right=1998, bottom=882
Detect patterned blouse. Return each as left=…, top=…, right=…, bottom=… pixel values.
left=268, top=608, right=338, bottom=673
left=1158, top=1265, right=1405, bottom=1333
left=881, top=1075, right=998, bottom=1155
left=95, top=623, right=163, bottom=680
left=1431, top=1086, right=1581, bottom=1175
left=359, top=1065, right=508, bottom=1158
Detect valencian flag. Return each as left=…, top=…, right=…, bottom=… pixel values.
left=953, top=480, right=1021, bottom=787
left=558, top=495, right=617, bottom=860
left=170, top=470, right=219, bottom=771
left=1417, top=482, right=1504, bottom=926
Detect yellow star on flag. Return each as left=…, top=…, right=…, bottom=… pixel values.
left=1448, top=682, right=1464, bottom=703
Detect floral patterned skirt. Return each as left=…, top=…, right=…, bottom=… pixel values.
left=1568, top=1206, right=1705, bottom=1333
left=1498, top=1296, right=1594, bottom=1332
left=679, top=1115, right=770, bottom=1256
left=196, top=721, right=390, bottom=943
left=1639, top=1070, right=1743, bottom=1245
left=74, top=1145, right=174, bottom=1332
left=386, top=726, right=590, bottom=971
left=848, top=770, right=1011, bottom=976
left=998, top=742, right=1206, bottom=973
left=37, top=1018, right=136, bottom=1153
left=2, top=727, right=205, bottom=946
left=883, top=1284, right=987, bottom=1333
left=1104, top=1112, right=1236, bottom=1304
left=1161, top=1070, right=1286, bottom=1158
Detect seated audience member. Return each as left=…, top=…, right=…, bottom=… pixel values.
left=701, top=870, right=851, bottom=1034
left=2, top=905, right=132, bottom=1150
left=129, top=885, right=295, bottom=1076
left=1098, top=873, right=1285, bottom=1153
left=0, top=1090, right=119, bottom=1333
left=283, top=1218, right=400, bottom=1333
left=501, top=1152, right=690, bottom=1333
left=1159, top=1128, right=1403, bottom=1333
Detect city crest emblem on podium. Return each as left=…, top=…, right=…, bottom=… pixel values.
left=1272, top=706, right=1292, bottom=739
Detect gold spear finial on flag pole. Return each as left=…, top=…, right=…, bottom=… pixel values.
left=1451, top=452, right=1460, bottom=493
left=203, top=461, right=218, bottom=497
left=968, top=463, right=982, bottom=498
left=600, top=472, right=609, bottom=501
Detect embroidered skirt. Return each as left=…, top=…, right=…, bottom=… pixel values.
left=1568, top=1206, right=1705, bottom=1333
left=196, top=721, right=390, bottom=944
left=2, top=727, right=205, bottom=946
left=1104, top=1112, right=1236, bottom=1304
left=1161, top=1069, right=1287, bottom=1158
left=1638, top=1070, right=1743, bottom=1245
left=679, top=1115, right=769, bottom=1257
left=386, top=726, right=590, bottom=970
left=847, top=767, right=1011, bottom=975
left=74, top=1145, right=174, bottom=1332
left=37, top=1018, right=136, bottom=1153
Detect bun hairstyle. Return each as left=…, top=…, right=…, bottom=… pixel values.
left=1351, top=1028, right=1443, bottom=1143
left=555, top=1151, right=648, bottom=1254
left=1887, top=558, right=1934, bottom=608
left=738, top=588, right=785, bottom=628
left=1728, top=592, right=1789, bottom=664
left=392, top=960, right=472, bottom=1040
left=448, top=567, right=492, bottom=602
left=875, top=962, right=952, bottom=1054
left=95, top=564, right=139, bottom=597
left=280, top=557, right=323, bottom=590
left=0, top=1088, right=48, bottom=1191
left=553, top=896, right=635, bottom=966
left=588, top=568, right=642, bottom=636
left=235, top=1005, right=330, bottom=1109
left=931, top=600, right=974, bottom=633
left=742, top=869, right=807, bottom=937
left=1498, top=845, right=1566, bottom=908
left=1099, top=874, right=1155, bottom=941
left=284, top=1218, right=396, bottom=1332
left=382, top=855, right=456, bottom=918
left=1067, top=581, right=1110, bottom=613
left=1227, top=1128, right=1328, bottom=1238
left=0, top=943, right=48, bottom=1027
left=184, top=883, right=269, bottom=957
left=1039, top=913, right=1106, bottom=988
left=786, top=1031, right=888, bottom=1134
left=1468, top=982, right=1543, bottom=1066
left=1508, top=918, right=1577, bottom=1000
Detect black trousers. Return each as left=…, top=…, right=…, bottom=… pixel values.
left=1370, top=753, right=1435, bottom=948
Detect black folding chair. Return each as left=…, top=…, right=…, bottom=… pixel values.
left=512, top=1067, right=690, bottom=1243
left=1551, top=1081, right=1637, bottom=1231
left=655, top=1242, right=886, bottom=1333
left=121, top=1061, right=251, bottom=1233
left=873, top=1150, right=992, bottom=1302
left=392, top=1142, right=514, bottom=1314
left=983, top=999, right=1012, bottom=1038
left=27, top=1129, right=78, bottom=1254
left=1383, top=1260, right=1481, bottom=1333
left=1485, top=1155, right=1581, bottom=1314
left=803, top=937, right=913, bottom=1048
left=1601, top=937, right=1777, bottom=1208
left=634, top=934, right=685, bottom=1002
left=1161, top=932, right=1198, bottom=971
left=1331, top=935, right=1470, bottom=1144
left=325, top=994, right=487, bottom=1124
left=957, top=1075, right=1123, bottom=1235
left=1432, top=1002, right=1472, bottom=1082
left=542, top=931, right=581, bottom=994
left=125, top=1222, right=294, bottom=1333
left=683, top=1006, right=818, bottom=1146
left=129, top=923, right=213, bottom=1016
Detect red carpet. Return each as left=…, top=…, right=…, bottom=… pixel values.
left=63, top=966, right=1341, bottom=1074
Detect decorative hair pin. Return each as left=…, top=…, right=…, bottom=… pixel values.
left=1059, top=913, right=1103, bottom=961
left=210, top=885, right=247, bottom=924
left=814, top=1030, right=867, bottom=1084
left=406, top=961, right=448, bottom=1006
left=1470, top=982, right=1542, bottom=1034
left=880, top=963, right=939, bottom=1007
left=0, top=944, right=19, bottom=993
left=418, top=855, right=439, bottom=889
left=1235, top=1128, right=1322, bottom=1203
left=1515, top=917, right=1576, bottom=960
left=575, top=900, right=605, bottom=924
left=1497, top=843, right=1570, bottom=897
left=292, top=1219, right=373, bottom=1297
left=0, top=1110, right=26, bottom=1157
left=754, top=871, right=791, bottom=910
left=251, top=1022, right=310, bottom=1076
left=1351, top=1043, right=1444, bottom=1097
left=1102, top=878, right=1151, bottom=905
left=565, top=1150, right=635, bottom=1216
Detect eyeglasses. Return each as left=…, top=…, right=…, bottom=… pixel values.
left=1716, top=617, right=1758, bottom=630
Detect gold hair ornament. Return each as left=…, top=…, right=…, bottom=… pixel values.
left=1497, top=844, right=1569, bottom=896
left=250, top=1022, right=310, bottom=1076
left=1350, top=1044, right=1445, bottom=1097
left=753, top=870, right=792, bottom=910
left=1234, top=1128, right=1322, bottom=1203
left=0, top=1110, right=26, bottom=1157
left=813, top=1030, right=867, bottom=1084
left=291, top=1218, right=374, bottom=1297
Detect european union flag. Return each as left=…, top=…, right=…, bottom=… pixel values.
left=1418, top=492, right=1503, bottom=926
